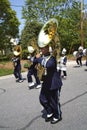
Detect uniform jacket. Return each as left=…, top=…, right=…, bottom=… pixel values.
left=77, top=51, right=83, bottom=58
left=12, top=57, right=21, bottom=70
left=28, top=57, right=38, bottom=73
left=58, top=55, right=67, bottom=71
left=34, top=55, right=63, bottom=90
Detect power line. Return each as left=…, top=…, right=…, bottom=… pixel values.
left=11, top=4, right=23, bottom=8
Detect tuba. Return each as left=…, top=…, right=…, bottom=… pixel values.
left=10, top=38, right=22, bottom=58
left=83, top=48, right=87, bottom=62
left=37, top=18, right=59, bottom=80
left=13, top=45, right=22, bottom=58
left=38, top=18, right=58, bottom=49
left=83, top=48, right=87, bottom=56
left=73, top=51, right=78, bottom=58
left=38, top=18, right=59, bottom=58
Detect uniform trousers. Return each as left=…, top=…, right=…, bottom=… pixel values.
left=76, top=56, right=82, bottom=66
left=27, top=68, right=40, bottom=85
left=39, top=87, right=62, bottom=119
left=14, top=65, right=22, bottom=80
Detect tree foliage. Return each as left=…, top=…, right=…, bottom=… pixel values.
left=21, top=0, right=87, bottom=54
left=20, top=21, right=42, bottom=49
left=0, top=0, right=20, bottom=54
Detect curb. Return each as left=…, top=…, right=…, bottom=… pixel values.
left=0, top=72, right=27, bottom=80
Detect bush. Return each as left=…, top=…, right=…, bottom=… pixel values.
left=0, top=68, right=13, bottom=76
left=22, top=50, right=29, bottom=60
left=23, top=63, right=29, bottom=69
left=0, top=53, right=14, bottom=61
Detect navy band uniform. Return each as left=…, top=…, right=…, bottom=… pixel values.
left=12, top=49, right=23, bottom=83
left=36, top=18, right=63, bottom=124
left=27, top=46, right=41, bottom=89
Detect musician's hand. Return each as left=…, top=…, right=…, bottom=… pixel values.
left=36, top=53, right=41, bottom=58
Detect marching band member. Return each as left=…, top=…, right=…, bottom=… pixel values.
left=36, top=44, right=63, bottom=124
left=83, top=48, right=87, bottom=66
left=28, top=18, right=63, bottom=124
left=12, top=49, right=23, bottom=83
left=57, top=48, right=67, bottom=79
left=34, top=18, right=63, bottom=124
left=76, top=46, right=83, bottom=66
left=27, top=46, right=41, bottom=89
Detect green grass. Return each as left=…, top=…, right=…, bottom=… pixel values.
left=0, top=68, right=13, bottom=77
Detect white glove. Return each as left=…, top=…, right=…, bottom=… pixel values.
left=27, top=56, right=31, bottom=59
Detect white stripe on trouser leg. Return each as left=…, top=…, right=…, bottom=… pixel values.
left=58, top=90, right=61, bottom=118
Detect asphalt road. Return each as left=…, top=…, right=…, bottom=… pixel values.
left=0, top=61, right=87, bottom=130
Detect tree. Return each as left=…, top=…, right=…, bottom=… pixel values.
left=20, top=21, right=42, bottom=49
left=58, top=1, right=87, bottom=52
left=22, top=0, right=68, bottom=23
left=58, top=1, right=81, bottom=53
left=21, top=0, right=87, bottom=54
left=0, top=0, right=20, bottom=55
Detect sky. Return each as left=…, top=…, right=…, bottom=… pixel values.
left=9, top=0, right=25, bottom=35
left=9, top=0, right=87, bottom=35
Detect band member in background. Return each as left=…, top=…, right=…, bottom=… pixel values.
left=83, top=48, right=87, bottom=66
left=12, top=50, right=23, bottom=83
left=57, top=48, right=67, bottom=79
left=76, top=46, right=83, bottom=66
left=27, top=46, right=41, bottom=89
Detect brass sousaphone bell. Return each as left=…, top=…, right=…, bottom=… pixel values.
left=10, top=38, right=22, bottom=57
left=73, top=51, right=78, bottom=58
left=13, top=45, right=22, bottom=57
left=38, top=18, right=58, bottom=48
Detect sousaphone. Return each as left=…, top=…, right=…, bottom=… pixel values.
left=38, top=18, right=58, bottom=48
left=10, top=38, right=22, bottom=57
left=73, top=51, right=78, bottom=58
left=37, top=18, right=58, bottom=80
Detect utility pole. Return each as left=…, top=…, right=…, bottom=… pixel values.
left=81, top=0, right=84, bottom=47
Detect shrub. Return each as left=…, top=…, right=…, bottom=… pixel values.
left=22, top=50, right=29, bottom=60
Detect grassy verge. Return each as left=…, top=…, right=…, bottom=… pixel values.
left=0, top=60, right=27, bottom=77
left=0, top=68, right=13, bottom=76
left=1, top=55, right=85, bottom=77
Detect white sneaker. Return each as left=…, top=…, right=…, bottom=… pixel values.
left=29, top=82, right=35, bottom=87
left=47, top=113, right=53, bottom=118
left=63, top=76, right=67, bottom=79
left=36, top=84, right=42, bottom=89
left=18, top=79, right=23, bottom=83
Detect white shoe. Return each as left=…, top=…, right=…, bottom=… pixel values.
left=47, top=113, right=53, bottom=118
left=36, top=84, right=42, bottom=89
left=18, top=79, right=24, bottom=83
left=63, top=76, right=67, bottom=79
left=29, top=82, right=35, bottom=87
